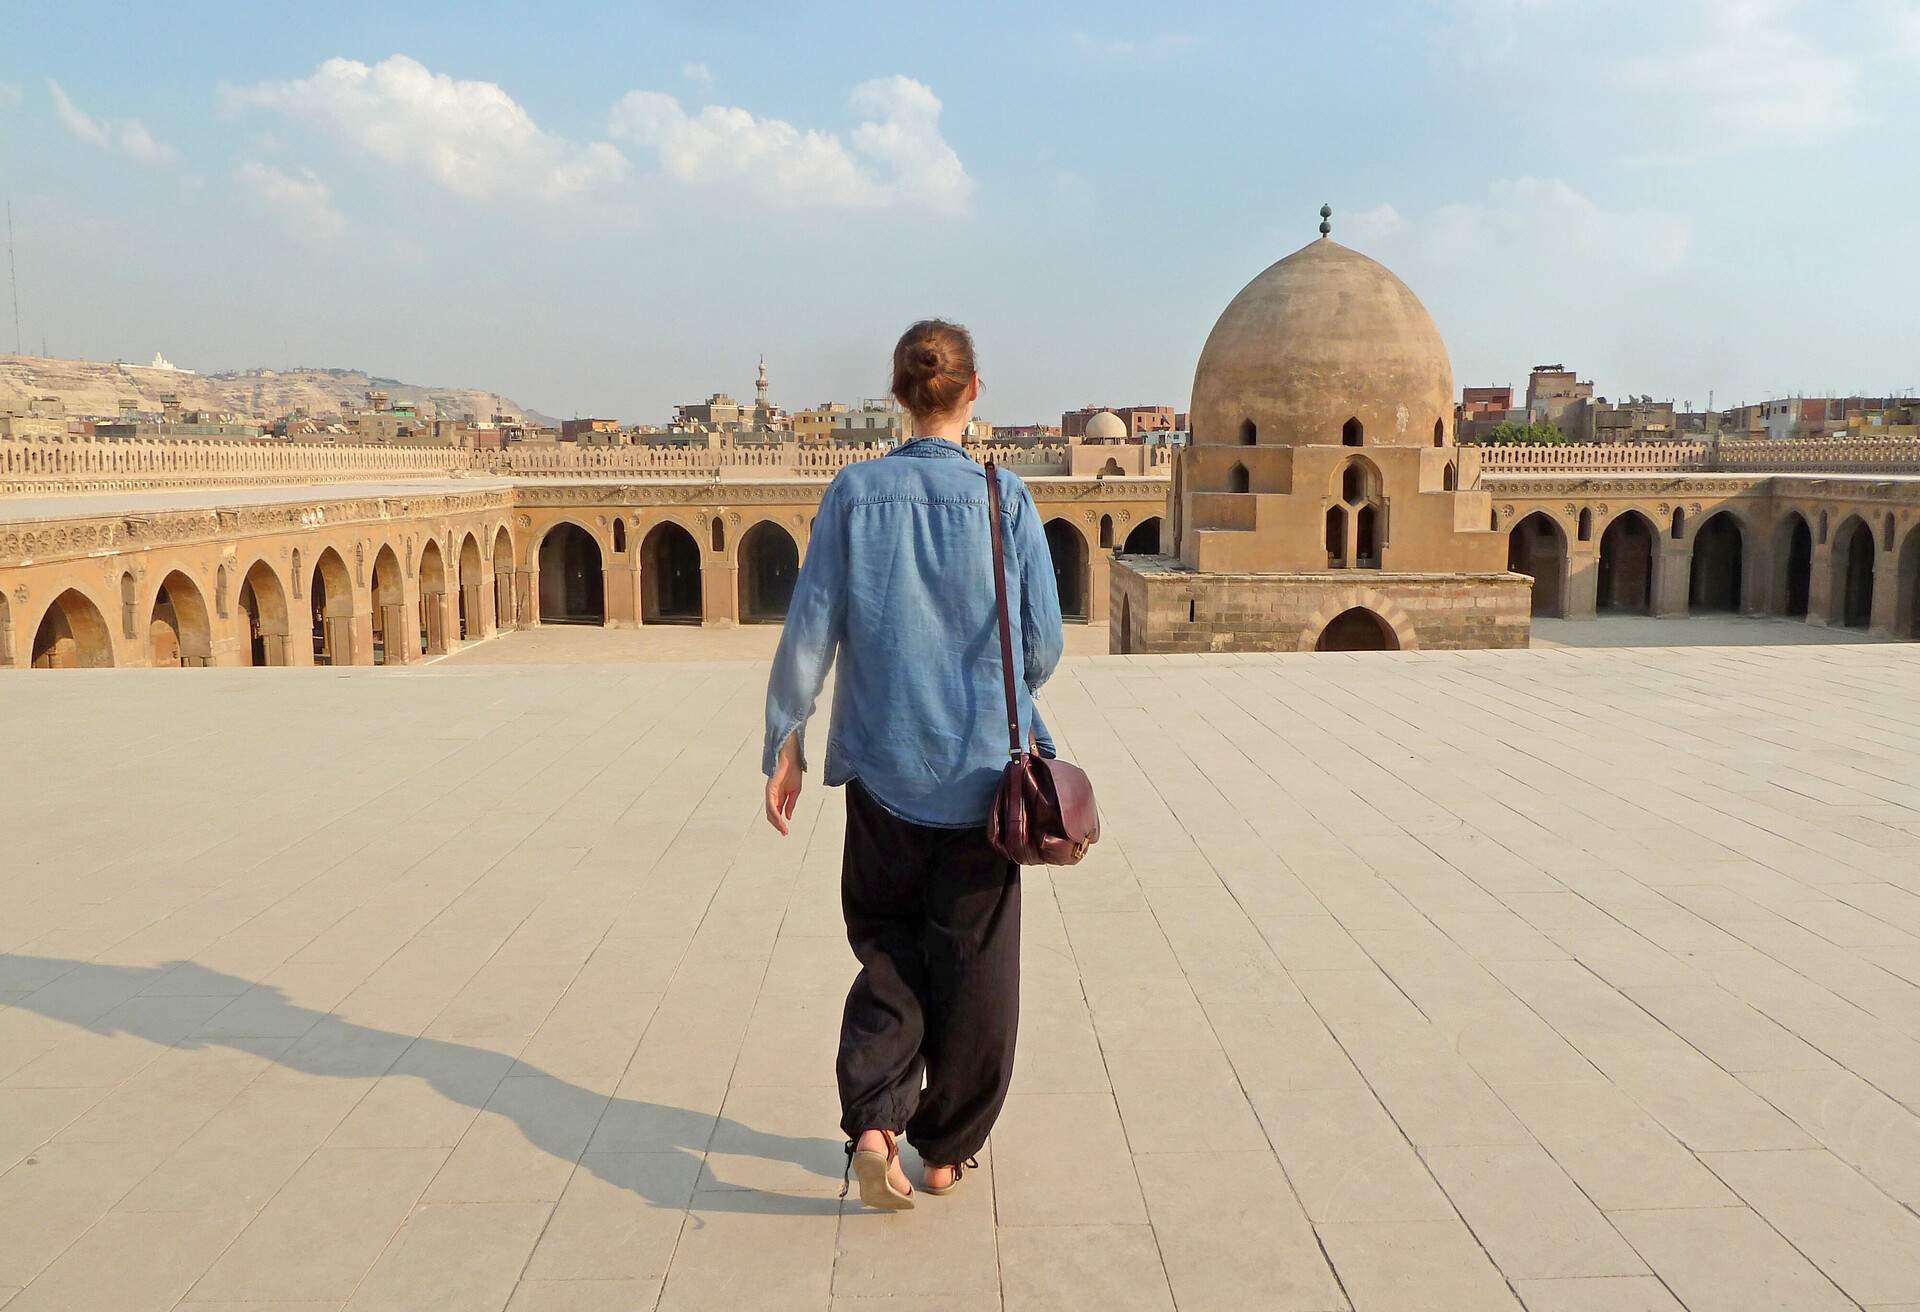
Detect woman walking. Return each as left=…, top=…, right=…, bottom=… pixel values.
left=762, top=320, right=1064, bottom=1209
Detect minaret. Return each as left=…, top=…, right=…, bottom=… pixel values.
left=756, top=355, right=769, bottom=411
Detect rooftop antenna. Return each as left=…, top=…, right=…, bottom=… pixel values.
left=6, top=196, right=20, bottom=355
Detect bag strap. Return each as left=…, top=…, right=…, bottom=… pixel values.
left=984, top=460, right=1022, bottom=760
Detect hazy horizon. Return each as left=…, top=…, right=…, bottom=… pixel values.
left=5, top=1, right=1917, bottom=425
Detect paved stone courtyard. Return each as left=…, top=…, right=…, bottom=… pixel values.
left=9, top=638, right=1920, bottom=1310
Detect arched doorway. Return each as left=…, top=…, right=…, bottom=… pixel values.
left=492, top=527, right=516, bottom=630
left=458, top=533, right=484, bottom=640
left=1315, top=607, right=1398, bottom=652
left=1122, top=517, right=1163, bottom=554
left=539, top=523, right=605, bottom=625
left=1597, top=513, right=1655, bottom=614
left=1897, top=526, right=1920, bottom=638
left=310, top=547, right=355, bottom=665
left=1688, top=513, right=1744, bottom=614
left=238, top=560, right=290, bottom=666
left=1834, top=517, right=1875, bottom=629
left=642, top=522, right=703, bottom=624
left=419, top=540, right=449, bottom=654
left=149, top=571, right=212, bottom=667
left=31, top=589, right=115, bottom=668
left=738, top=521, right=799, bottom=623
left=1045, top=519, right=1089, bottom=622
left=1506, top=513, right=1567, bottom=618
left=370, top=545, right=405, bottom=665
left=1774, top=514, right=1812, bottom=618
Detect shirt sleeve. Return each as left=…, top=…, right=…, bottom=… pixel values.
left=762, top=474, right=849, bottom=776
left=1011, top=472, right=1064, bottom=697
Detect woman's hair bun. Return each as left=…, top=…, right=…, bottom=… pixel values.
left=891, top=320, right=976, bottom=421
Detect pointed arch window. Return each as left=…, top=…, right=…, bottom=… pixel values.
left=1578, top=508, right=1592, bottom=542
left=1238, top=418, right=1257, bottom=446
left=1333, top=456, right=1384, bottom=569
left=1433, top=417, right=1446, bottom=447
left=1342, top=417, right=1364, bottom=447
left=1227, top=463, right=1250, bottom=494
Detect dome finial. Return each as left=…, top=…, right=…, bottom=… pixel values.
left=1318, top=204, right=1332, bottom=238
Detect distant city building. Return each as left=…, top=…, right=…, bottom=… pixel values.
left=792, top=402, right=848, bottom=443
left=93, top=419, right=265, bottom=440
left=832, top=399, right=903, bottom=444
left=1457, top=385, right=1520, bottom=443
left=993, top=424, right=1062, bottom=445
left=672, top=358, right=789, bottom=437
left=1591, top=397, right=1676, bottom=443
left=1525, top=365, right=1595, bottom=436
left=560, top=417, right=620, bottom=443
left=1063, top=404, right=1178, bottom=439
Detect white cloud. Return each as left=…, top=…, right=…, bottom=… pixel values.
left=47, top=80, right=177, bottom=165
left=1345, top=203, right=1406, bottom=244
left=223, top=55, right=629, bottom=203
left=1877, top=0, right=1920, bottom=61
left=1426, top=0, right=1556, bottom=60
left=1429, top=0, right=1869, bottom=157
left=682, top=62, right=713, bottom=87
left=1070, top=31, right=1198, bottom=60
left=608, top=75, right=972, bottom=214
left=1346, top=178, right=1689, bottom=285
left=1620, top=0, right=1860, bottom=155
left=236, top=161, right=346, bottom=241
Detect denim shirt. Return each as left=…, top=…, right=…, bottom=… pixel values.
left=762, top=437, right=1065, bottom=828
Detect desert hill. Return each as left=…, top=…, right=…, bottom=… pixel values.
left=0, top=354, right=557, bottom=426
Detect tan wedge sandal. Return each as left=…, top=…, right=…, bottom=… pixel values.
left=921, top=1155, right=980, bottom=1197
left=842, top=1130, right=915, bottom=1211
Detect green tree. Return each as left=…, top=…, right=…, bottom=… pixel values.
left=1470, top=419, right=1568, bottom=446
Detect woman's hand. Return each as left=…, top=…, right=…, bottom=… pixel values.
left=765, top=732, right=803, bottom=835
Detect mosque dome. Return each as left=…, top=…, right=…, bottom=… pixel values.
left=1189, top=231, right=1454, bottom=449
left=1084, top=409, right=1127, bottom=441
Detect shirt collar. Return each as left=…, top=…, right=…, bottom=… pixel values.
left=889, top=436, right=969, bottom=459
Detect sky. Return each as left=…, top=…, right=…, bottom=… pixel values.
left=2, top=0, right=1917, bottom=424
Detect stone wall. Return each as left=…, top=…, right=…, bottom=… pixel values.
left=0, top=433, right=1109, bottom=496
left=1109, top=558, right=1532, bottom=654
left=0, top=433, right=473, bottom=495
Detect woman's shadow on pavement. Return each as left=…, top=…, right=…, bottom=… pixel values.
left=2, top=953, right=847, bottom=1218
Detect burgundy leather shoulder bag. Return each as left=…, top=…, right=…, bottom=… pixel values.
left=982, top=460, right=1100, bottom=866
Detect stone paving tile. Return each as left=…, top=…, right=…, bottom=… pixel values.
left=1133, top=1150, right=1346, bottom=1311
left=1316, top=1218, right=1522, bottom=1310
left=1509, top=1276, right=1686, bottom=1311
left=342, top=1201, right=549, bottom=1311
left=1700, top=1148, right=1920, bottom=1305
left=1423, top=1143, right=1646, bottom=1280
left=12, top=644, right=1920, bottom=1306
left=1609, top=1205, right=1856, bottom=1311
left=997, top=1224, right=1175, bottom=1312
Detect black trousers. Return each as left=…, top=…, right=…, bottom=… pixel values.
left=837, top=779, right=1021, bottom=1166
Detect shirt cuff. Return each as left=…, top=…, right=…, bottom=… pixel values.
left=762, top=719, right=806, bottom=776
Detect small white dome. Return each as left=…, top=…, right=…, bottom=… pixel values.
left=1084, top=410, right=1127, bottom=440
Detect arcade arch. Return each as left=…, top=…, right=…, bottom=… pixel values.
left=1045, top=519, right=1090, bottom=621
left=1506, top=512, right=1567, bottom=618
left=539, top=522, right=605, bottom=625
left=31, top=589, right=114, bottom=668
left=1597, top=512, right=1655, bottom=614
left=642, top=521, right=703, bottom=623
left=738, top=521, right=800, bottom=623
